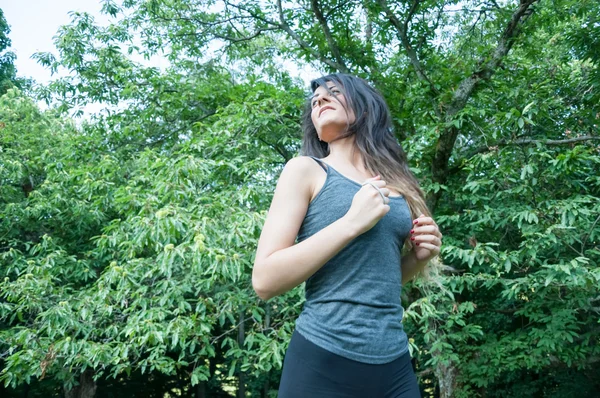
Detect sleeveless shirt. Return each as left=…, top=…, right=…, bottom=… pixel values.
left=295, top=156, right=413, bottom=364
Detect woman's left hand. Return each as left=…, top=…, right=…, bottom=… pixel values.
left=410, top=214, right=442, bottom=262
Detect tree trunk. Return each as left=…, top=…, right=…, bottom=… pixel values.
left=64, top=370, right=97, bottom=398
left=237, top=308, right=246, bottom=398
left=21, top=382, right=29, bottom=398
left=435, top=361, right=458, bottom=398
left=262, top=305, right=271, bottom=398
left=195, top=381, right=207, bottom=398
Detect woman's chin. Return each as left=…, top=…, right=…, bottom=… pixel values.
left=317, top=127, right=348, bottom=143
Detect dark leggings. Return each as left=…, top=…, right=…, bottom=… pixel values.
left=278, top=331, right=421, bottom=398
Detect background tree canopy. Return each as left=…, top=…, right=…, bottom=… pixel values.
left=0, top=9, right=21, bottom=95
left=1, top=0, right=599, bottom=397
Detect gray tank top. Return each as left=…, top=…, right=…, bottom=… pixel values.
left=295, top=156, right=413, bottom=364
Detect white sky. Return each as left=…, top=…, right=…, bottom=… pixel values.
left=2, top=0, right=113, bottom=84
left=2, top=0, right=316, bottom=118
left=3, top=0, right=317, bottom=83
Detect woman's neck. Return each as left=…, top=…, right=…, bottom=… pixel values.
left=324, top=135, right=368, bottom=173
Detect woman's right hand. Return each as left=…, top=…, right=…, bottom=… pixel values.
left=343, top=175, right=391, bottom=236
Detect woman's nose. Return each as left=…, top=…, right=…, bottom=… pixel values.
left=317, top=96, right=331, bottom=106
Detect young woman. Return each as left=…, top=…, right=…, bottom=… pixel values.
left=252, top=74, right=442, bottom=397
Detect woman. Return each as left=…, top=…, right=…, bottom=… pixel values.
left=252, top=74, right=442, bottom=397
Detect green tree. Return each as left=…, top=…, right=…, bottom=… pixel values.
left=1, top=69, right=303, bottom=397
left=2, top=0, right=599, bottom=396
left=0, top=9, right=17, bottom=94
left=0, top=9, right=29, bottom=94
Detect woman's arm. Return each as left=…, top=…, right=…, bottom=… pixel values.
left=252, top=157, right=390, bottom=300
left=401, top=250, right=428, bottom=284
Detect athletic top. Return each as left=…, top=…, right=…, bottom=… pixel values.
left=294, top=156, right=413, bottom=364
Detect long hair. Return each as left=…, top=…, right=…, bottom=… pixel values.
left=301, top=73, right=430, bottom=253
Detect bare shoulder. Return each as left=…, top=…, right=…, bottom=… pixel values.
left=254, top=156, right=324, bottom=262
left=283, top=155, right=321, bottom=174
left=279, top=156, right=325, bottom=200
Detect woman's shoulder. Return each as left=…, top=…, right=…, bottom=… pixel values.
left=279, top=156, right=327, bottom=201
left=283, top=156, right=323, bottom=174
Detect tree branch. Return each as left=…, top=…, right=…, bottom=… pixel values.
left=256, top=135, right=293, bottom=163
left=582, top=213, right=600, bottom=255
left=378, top=0, right=440, bottom=97
left=275, top=0, right=347, bottom=73
left=448, top=135, right=600, bottom=175
left=310, top=0, right=349, bottom=73
left=446, top=0, right=539, bottom=117
left=417, top=2, right=445, bottom=53
left=429, top=0, right=540, bottom=211
left=220, top=0, right=347, bottom=72
left=211, top=26, right=280, bottom=44
left=468, top=135, right=600, bottom=156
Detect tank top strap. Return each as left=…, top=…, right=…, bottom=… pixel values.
left=307, top=156, right=328, bottom=173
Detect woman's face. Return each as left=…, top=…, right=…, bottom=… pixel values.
left=310, top=81, right=356, bottom=143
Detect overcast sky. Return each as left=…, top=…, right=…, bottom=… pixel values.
left=2, top=0, right=113, bottom=84
left=2, top=0, right=316, bottom=111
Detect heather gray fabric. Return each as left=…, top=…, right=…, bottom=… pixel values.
left=295, top=156, right=413, bottom=364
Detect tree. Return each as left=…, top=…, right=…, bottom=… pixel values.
left=0, top=9, right=29, bottom=95
left=0, top=8, right=17, bottom=95
left=1, top=70, right=303, bottom=397
left=2, top=0, right=599, bottom=396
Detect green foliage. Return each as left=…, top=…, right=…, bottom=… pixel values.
left=1, top=76, right=302, bottom=395
left=0, top=9, right=17, bottom=95
left=2, top=0, right=600, bottom=397
left=0, top=9, right=29, bottom=95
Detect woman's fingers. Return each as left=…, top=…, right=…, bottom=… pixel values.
left=379, top=188, right=391, bottom=197
left=411, top=234, right=442, bottom=246
left=362, top=175, right=382, bottom=184
left=411, top=225, right=442, bottom=237
left=412, top=215, right=442, bottom=239
left=411, top=214, right=442, bottom=262
left=361, top=180, right=390, bottom=205
left=413, top=242, right=441, bottom=253
left=413, top=215, right=434, bottom=226
left=368, top=180, right=387, bottom=189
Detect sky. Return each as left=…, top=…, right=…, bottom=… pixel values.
left=2, top=0, right=316, bottom=119
left=3, top=0, right=316, bottom=84
left=2, top=0, right=113, bottom=84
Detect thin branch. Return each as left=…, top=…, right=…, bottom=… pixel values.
left=458, top=7, right=488, bottom=55
left=147, top=6, right=279, bottom=48
left=417, top=2, right=445, bottom=53
left=276, top=0, right=347, bottom=72
left=152, top=13, right=256, bottom=28
left=257, top=136, right=293, bottom=163
left=310, top=0, right=349, bottom=73
left=467, top=135, right=600, bottom=157
left=448, top=135, right=600, bottom=175
left=404, top=0, right=421, bottom=35
left=210, top=316, right=253, bottom=344
left=582, top=213, right=600, bottom=255
left=324, top=2, right=348, bottom=21
left=211, top=26, right=280, bottom=44
left=378, top=0, right=440, bottom=97
left=513, top=135, right=600, bottom=146
left=224, top=1, right=280, bottom=27
left=549, top=354, right=600, bottom=367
